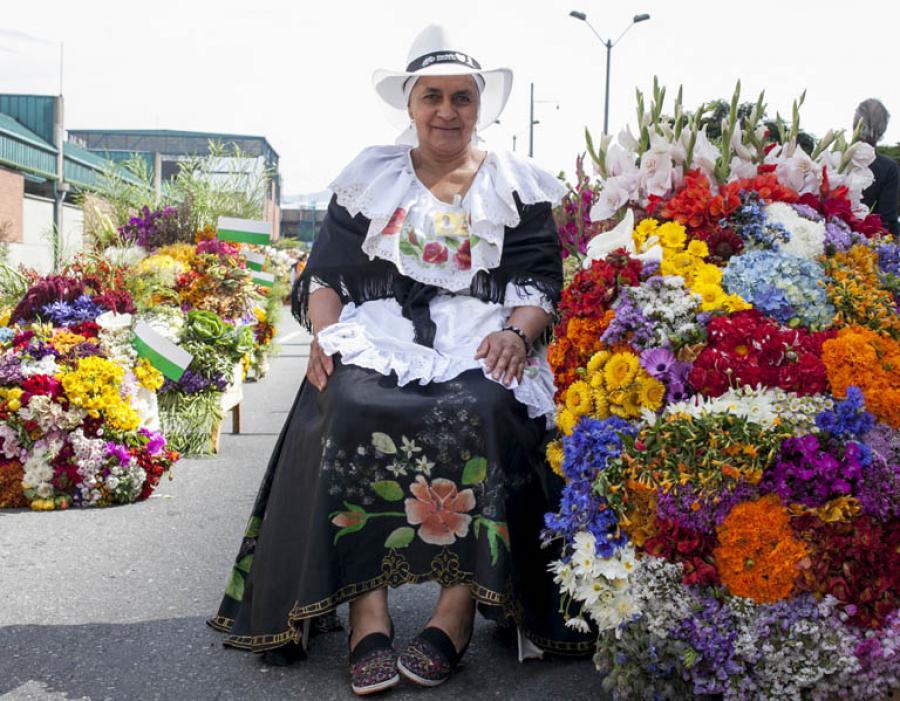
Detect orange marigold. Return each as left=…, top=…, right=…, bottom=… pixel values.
left=714, top=494, right=808, bottom=604
left=821, top=326, right=900, bottom=428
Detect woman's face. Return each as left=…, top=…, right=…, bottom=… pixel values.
left=408, top=75, right=480, bottom=155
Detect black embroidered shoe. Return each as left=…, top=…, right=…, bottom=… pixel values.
left=349, top=627, right=399, bottom=696
left=397, top=627, right=470, bottom=688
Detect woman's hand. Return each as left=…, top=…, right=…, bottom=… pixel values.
left=307, top=335, right=335, bottom=391
left=475, top=330, right=527, bottom=386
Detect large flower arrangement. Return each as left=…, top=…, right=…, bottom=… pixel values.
left=0, top=269, right=177, bottom=510
left=545, top=83, right=899, bottom=699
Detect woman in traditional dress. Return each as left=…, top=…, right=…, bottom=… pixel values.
left=209, top=24, right=590, bottom=695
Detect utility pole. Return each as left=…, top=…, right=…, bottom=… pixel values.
left=512, top=134, right=517, bottom=152
left=528, top=83, right=535, bottom=157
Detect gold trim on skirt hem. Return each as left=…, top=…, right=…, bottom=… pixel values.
left=210, top=549, right=593, bottom=655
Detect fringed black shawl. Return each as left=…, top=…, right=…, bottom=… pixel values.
left=292, top=193, right=562, bottom=347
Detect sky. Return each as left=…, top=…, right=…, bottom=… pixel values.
left=2, top=0, right=899, bottom=199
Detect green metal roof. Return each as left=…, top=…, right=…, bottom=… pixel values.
left=69, top=128, right=280, bottom=158
left=0, top=112, right=56, bottom=179
left=0, top=113, right=145, bottom=188
left=0, top=95, right=55, bottom=145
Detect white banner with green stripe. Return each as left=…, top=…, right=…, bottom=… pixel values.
left=132, top=321, right=192, bottom=381
left=245, top=251, right=266, bottom=271
left=217, top=217, right=271, bottom=245
left=251, top=270, right=275, bottom=287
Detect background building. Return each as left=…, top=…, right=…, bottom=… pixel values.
left=0, top=94, right=142, bottom=271
left=68, top=128, right=282, bottom=238
left=280, top=191, right=329, bottom=242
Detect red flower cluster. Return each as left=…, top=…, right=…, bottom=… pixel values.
left=797, top=168, right=887, bottom=238
left=688, top=310, right=834, bottom=396
left=644, top=517, right=719, bottom=586
left=658, top=170, right=737, bottom=232
left=136, top=447, right=179, bottom=501
left=792, top=513, right=900, bottom=628
left=21, top=375, right=63, bottom=402
left=10, top=275, right=85, bottom=324
left=721, top=173, right=799, bottom=207
left=548, top=253, right=642, bottom=397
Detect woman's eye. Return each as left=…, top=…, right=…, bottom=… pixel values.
left=454, top=95, right=471, bottom=104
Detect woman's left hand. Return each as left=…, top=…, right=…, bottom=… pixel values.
left=475, top=330, right=527, bottom=386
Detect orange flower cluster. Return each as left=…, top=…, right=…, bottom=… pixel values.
left=720, top=173, right=799, bottom=206
left=618, top=483, right=658, bottom=548
left=660, top=170, right=737, bottom=232
left=195, top=225, right=217, bottom=242
left=714, top=494, right=808, bottom=604
left=824, top=245, right=900, bottom=338
left=547, top=311, right=614, bottom=399
left=821, top=325, right=900, bottom=427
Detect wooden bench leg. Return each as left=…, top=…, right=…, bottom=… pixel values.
left=232, top=403, right=241, bottom=434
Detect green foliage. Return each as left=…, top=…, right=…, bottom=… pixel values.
left=877, top=142, right=900, bottom=166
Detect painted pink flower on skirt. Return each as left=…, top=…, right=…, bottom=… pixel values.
left=404, top=475, right=476, bottom=546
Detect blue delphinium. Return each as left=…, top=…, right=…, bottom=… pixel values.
left=543, top=416, right=637, bottom=558
left=877, top=242, right=900, bottom=276
left=722, top=250, right=835, bottom=330
left=41, top=294, right=102, bottom=327
left=815, top=386, right=875, bottom=440
left=724, top=191, right=790, bottom=250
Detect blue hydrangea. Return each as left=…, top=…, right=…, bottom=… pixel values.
left=722, top=250, right=835, bottom=330
left=0, top=327, right=14, bottom=344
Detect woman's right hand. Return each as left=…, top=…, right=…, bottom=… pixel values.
left=307, top=335, right=335, bottom=391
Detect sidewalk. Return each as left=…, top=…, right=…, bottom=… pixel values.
left=0, top=315, right=602, bottom=701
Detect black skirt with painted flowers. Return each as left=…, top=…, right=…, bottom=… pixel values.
left=208, top=358, right=592, bottom=656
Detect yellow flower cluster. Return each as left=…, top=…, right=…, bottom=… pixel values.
left=136, top=254, right=187, bottom=285
left=254, top=306, right=267, bottom=324
left=60, top=356, right=140, bottom=431
left=134, top=358, right=164, bottom=391
left=633, top=219, right=748, bottom=313
left=0, top=387, right=24, bottom=411
left=556, top=350, right=666, bottom=433
left=545, top=439, right=565, bottom=478
left=156, top=243, right=196, bottom=267
left=51, top=329, right=90, bottom=355
left=0, top=307, right=11, bottom=327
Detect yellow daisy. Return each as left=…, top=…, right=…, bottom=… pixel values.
left=586, top=350, right=611, bottom=375
left=638, top=376, right=667, bottom=410
left=657, top=222, right=687, bottom=250
left=592, top=389, right=610, bottom=418
left=694, top=283, right=726, bottom=311
left=686, top=239, right=710, bottom=259
left=693, top=262, right=723, bottom=287
left=604, top=352, right=640, bottom=390
left=565, top=380, right=593, bottom=416
left=545, top=440, right=565, bottom=478
left=557, top=408, right=579, bottom=436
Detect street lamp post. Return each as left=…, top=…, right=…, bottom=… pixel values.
left=528, top=82, right=560, bottom=157
left=569, top=11, right=650, bottom=135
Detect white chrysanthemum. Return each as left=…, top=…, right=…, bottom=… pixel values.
left=766, top=202, right=825, bottom=260
left=103, top=245, right=148, bottom=267
left=665, top=386, right=779, bottom=426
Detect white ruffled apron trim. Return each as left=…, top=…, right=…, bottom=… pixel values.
left=316, top=322, right=556, bottom=427
left=328, top=145, right=566, bottom=290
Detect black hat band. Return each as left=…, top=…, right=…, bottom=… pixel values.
left=406, top=51, right=481, bottom=73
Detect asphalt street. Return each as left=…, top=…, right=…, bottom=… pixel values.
left=0, top=315, right=602, bottom=701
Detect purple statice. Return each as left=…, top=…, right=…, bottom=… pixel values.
left=815, top=386, right=875, bottom=439
left=160, top=369, right=229, bottom=395
left=824, top=218, right=854, bottom=253
left=68, top=341, right=104, bottom=359
left=139, top=428, right=167, bottom=456
left=762, top=434, right=872, bottom=507
left=791, top=202, right=825, bottom=222
left=675, top=596, right=748, bottom=697
left=864, top=422, right=900, bottom=465
left=655, top=482, right=758, bottom=532
left=0, top=353, right=23, bottom=384
left=856, top=453, right=900, bottom=519
left=601, top=293, right=653, bottom=348
left=542, top=416, right=636, bottom=557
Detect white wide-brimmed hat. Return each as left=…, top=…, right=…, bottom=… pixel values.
left=372, top=24, right=513, bottom=131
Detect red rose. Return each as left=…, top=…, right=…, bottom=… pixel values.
left=422, top=242, right=449, bottom=265
left=454, top=239, right=472, bottom=271
left=382, top=208, right=406, bottom=236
